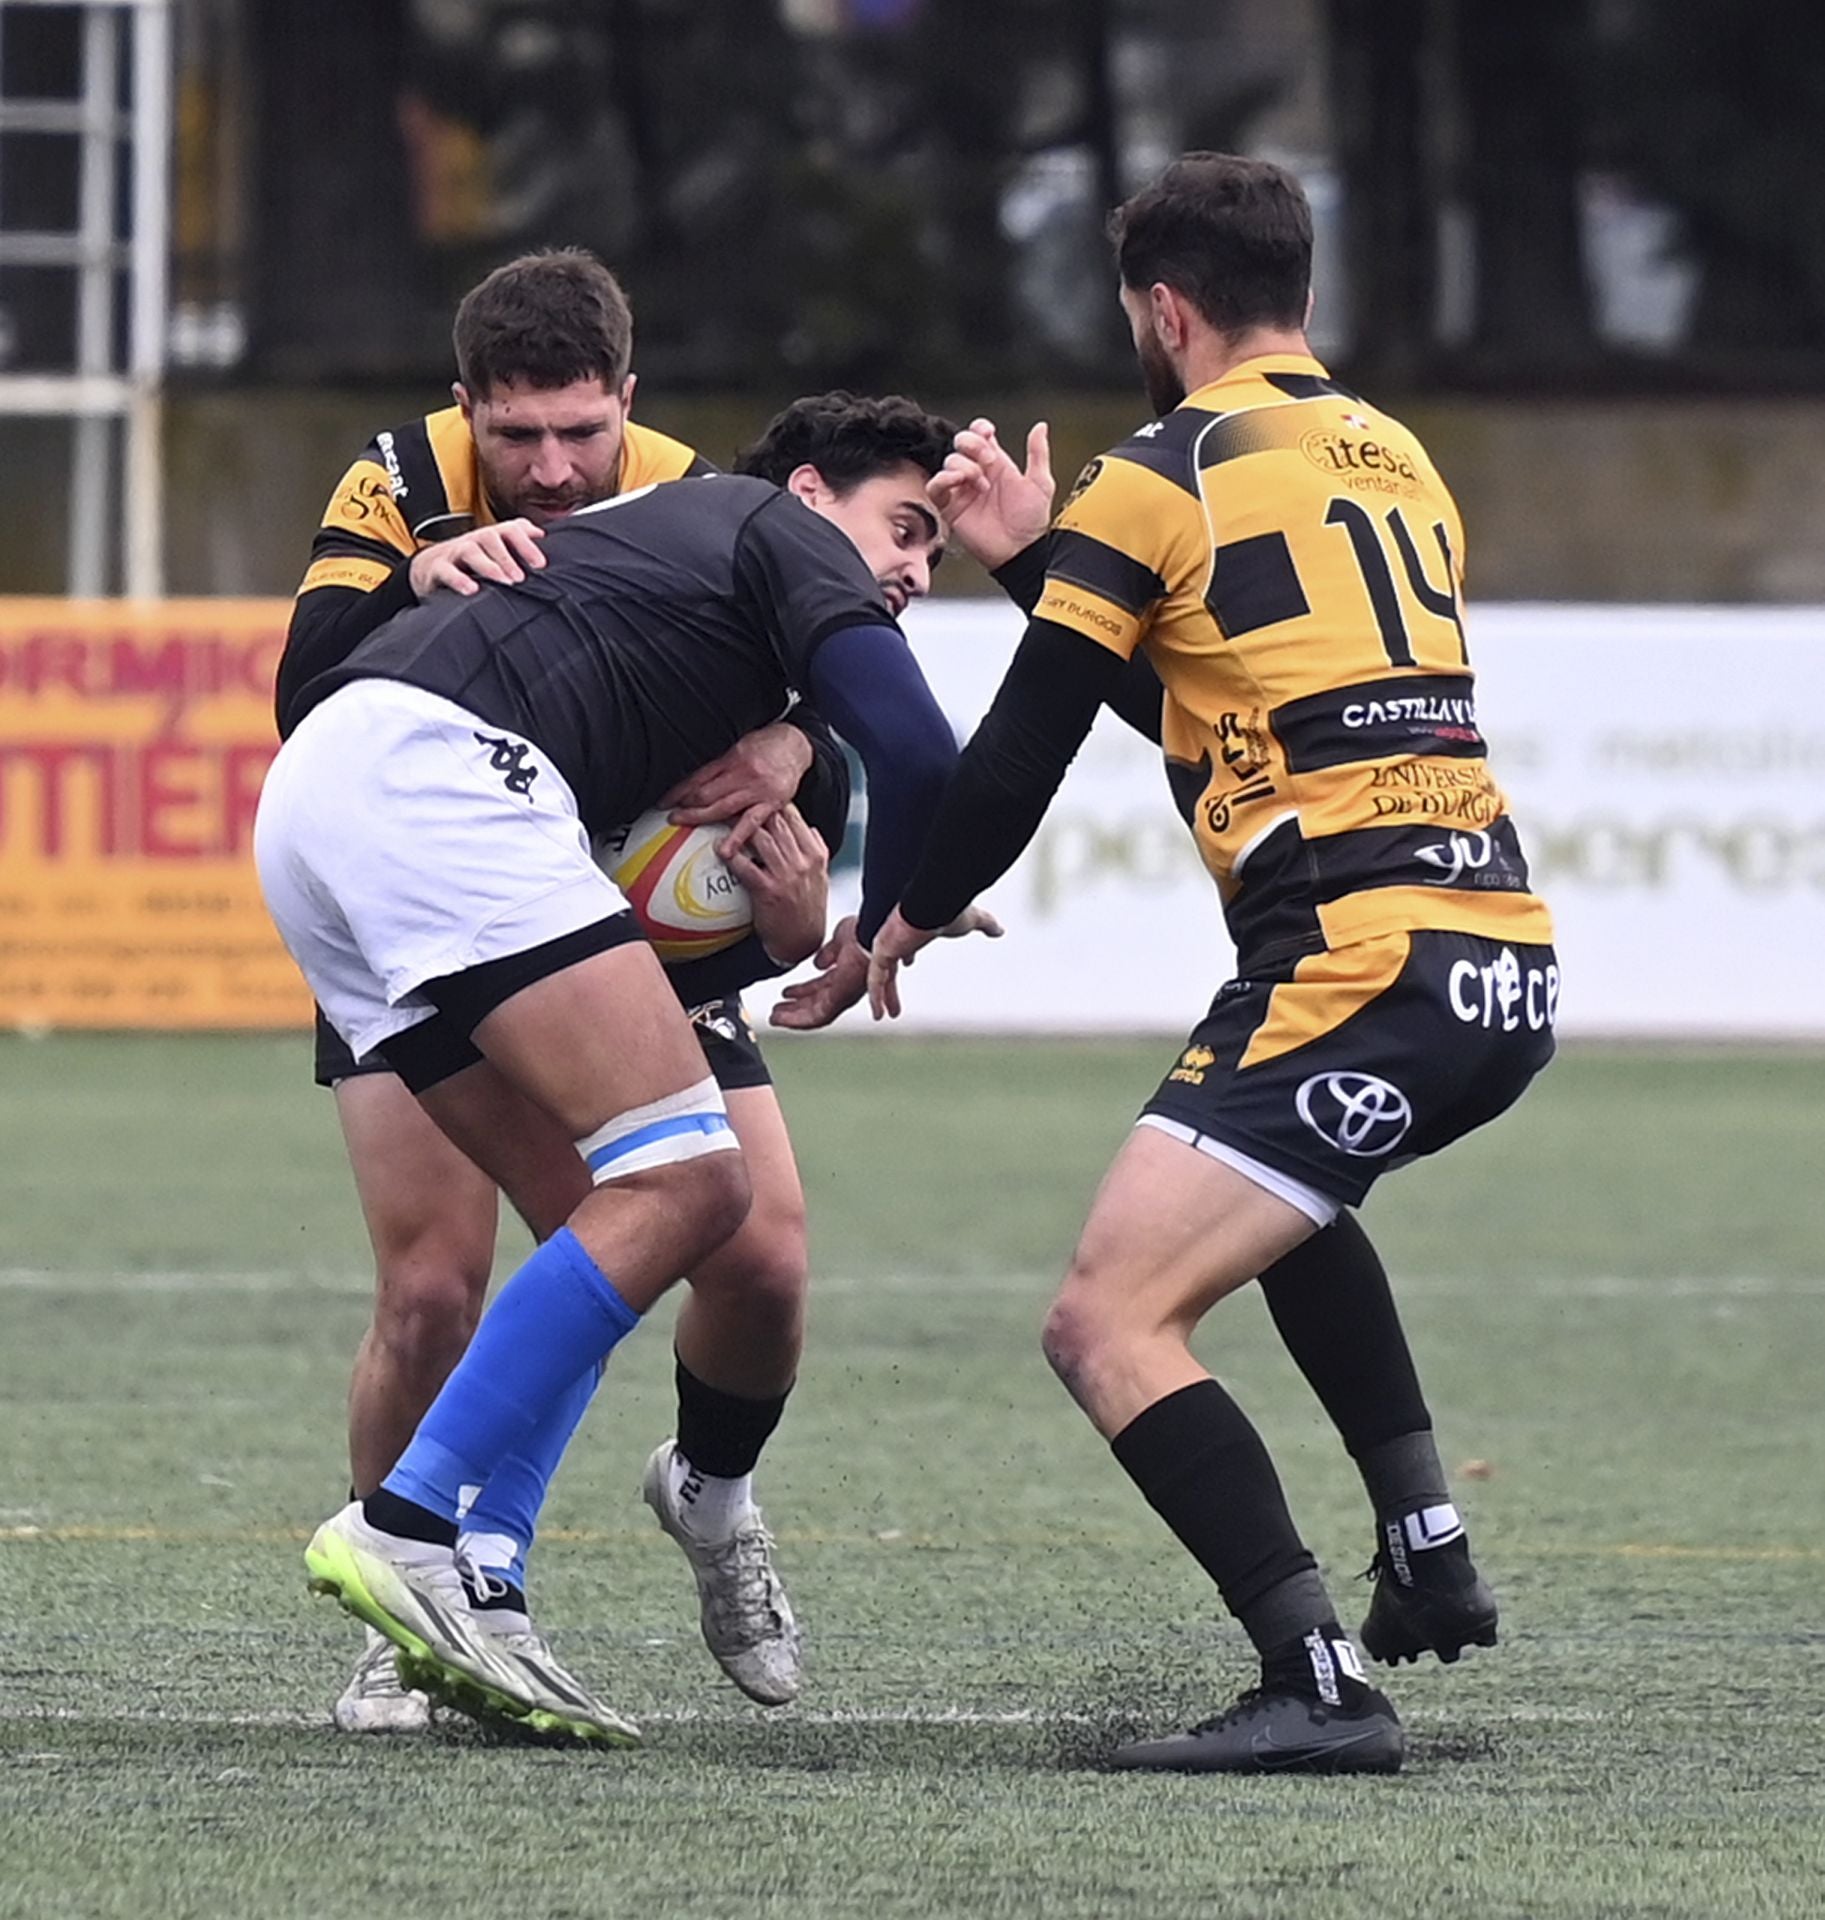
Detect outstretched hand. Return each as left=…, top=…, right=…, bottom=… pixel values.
left=769, top=916, right=871, bottom=1032
left=865, top=904, right=1004, bottom=1022
left=927, top=418, right=1054, bottom=571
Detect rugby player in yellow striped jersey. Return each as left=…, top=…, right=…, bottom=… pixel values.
left=274, top=251, right=850, bottom=1738
left=876, top=154, right=1559, bottom=1774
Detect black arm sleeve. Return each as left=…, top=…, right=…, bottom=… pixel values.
left=897, top=618, right=1132, bottom=932
left=989, top=535, right=1054, bottom=616
left=806, top=622, right=958, bottom=946
left=275, top=565, right=418, bottom=737
left=990, top=534, right=1162, bottom=744
left=1102, top=650, right=1165, bottom=745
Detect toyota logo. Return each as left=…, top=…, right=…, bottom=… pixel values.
left=1295, top=1072, right=1413, bottom=1157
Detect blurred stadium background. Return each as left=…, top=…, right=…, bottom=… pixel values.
left=3, top=5, right=1823, bottom=1918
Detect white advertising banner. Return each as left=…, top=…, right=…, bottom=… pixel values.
left=796, top=600, right=1825, bottom=1038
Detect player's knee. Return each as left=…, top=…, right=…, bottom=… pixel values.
left=698, top=1201, right=809, bottom=1324
left=739, top=1184, right=810, bottom=1299
left=674, top=1146, right=754, bottom=1261
left=577, top=1075, right=751, bottom=1263
left=1041, top=1282, right=1118, bottom=1385
left=372, top=1254, right=486, bottom=1365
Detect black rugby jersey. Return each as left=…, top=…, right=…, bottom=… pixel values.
left=292, top=474, right=896, bottom=843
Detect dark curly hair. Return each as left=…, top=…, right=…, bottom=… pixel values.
left=735, top=391, right=958, bottom=492
left=454, top=248, right=634, bottom=397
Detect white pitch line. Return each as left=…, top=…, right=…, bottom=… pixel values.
left=3, top=1268, right=1823, bottom=1298
left=0, top=1702, right=1603, bottom=1733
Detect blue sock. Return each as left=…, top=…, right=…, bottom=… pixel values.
left=383, top=1227, right=639, bottom=1525
left=458, top=1360, right=604, bottom=1590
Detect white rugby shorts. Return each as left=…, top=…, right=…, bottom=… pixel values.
left=254, top=680, right=630, bottom=1063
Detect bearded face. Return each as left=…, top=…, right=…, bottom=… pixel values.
left=1121, top=284, right=1187, bottom=417
left=1134, top=322, right=1187, bottom=417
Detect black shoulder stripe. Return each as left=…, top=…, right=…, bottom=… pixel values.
left=1263, top=371, right=1362, bottom=403
left=1048, top=528, right=1166, bottom=618
left=366, top=418, right=451, bottom=535
left=1104, top=407, right=1218, bottom=498
left=1197, top=409, right=1312, bottom=471
left=685, top=454, right=720, bottom=478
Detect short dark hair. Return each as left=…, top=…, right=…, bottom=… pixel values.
left=1109, top=152, right=1312, bottom=336
left=453, top=249, right=634, bottom=397
left=735, top=391, right=958, bottom=491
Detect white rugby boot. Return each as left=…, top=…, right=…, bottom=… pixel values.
left=332, top=1628, right=433, bottom=1734
left=305, top=1502, right=545, bottom=1732
left=641, top=1438, right=802, bottom=1705
left=465, top=1601, right=643, bottom=1748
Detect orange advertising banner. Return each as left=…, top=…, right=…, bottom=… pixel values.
left=0, top=598, right=312, bottom=1029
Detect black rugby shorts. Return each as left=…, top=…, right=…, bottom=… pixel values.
left=1141, top=930, right=1559, bottom=1209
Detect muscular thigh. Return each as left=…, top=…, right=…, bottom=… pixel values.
left=468, top=939, right=717, bottom=1139
left=333, top=1070, right=498, bottom=1265
left=1070, top=1123, right=1315, bottom=1326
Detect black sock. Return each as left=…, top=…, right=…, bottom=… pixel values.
left=1260, top=1619, right=1376, bottom=1710
left=1110, top=1378, right=1328, bottom=1650
left=363, top=1485, right=457, bottom=1548
left=1259, top=1214, right=1458, bottom=1524
left=464, top=1572, right=530, bottom=1616
left=674, top=1355, right=790, bottom=1479
left=1259, top=1214, right=1431, bottom=1452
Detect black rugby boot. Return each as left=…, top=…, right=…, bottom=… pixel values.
left=1360, top=1529, right=1499, bottom=1666
left=1109, top=1627, right=1403, bottom=1775
left=1109, top=1683, right=1404, bottom=1775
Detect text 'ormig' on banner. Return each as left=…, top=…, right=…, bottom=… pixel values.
left=0, top=598, right=311, bottom=1030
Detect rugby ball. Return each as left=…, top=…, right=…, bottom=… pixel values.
left=600, top=808, right=753, bottom=962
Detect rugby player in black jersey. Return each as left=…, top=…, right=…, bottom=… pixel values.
left=257, top=391, right=1009, bottom=1743
left=277, top=252, right=871, bottom=1732
left=874, top=154, right=1557, bottom=1774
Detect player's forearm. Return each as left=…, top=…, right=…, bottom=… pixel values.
left=896, top=618, right=1119, bottom=931
left=805, top=622, right=959, bottom=946
left=276, top=567, right=417, bottom=736
left=854, top=744, right=954, bottom=945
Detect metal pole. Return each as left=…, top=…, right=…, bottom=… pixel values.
left=69, top=0, right=118, bottom=594
left=125, top=0, right=170, bottom=599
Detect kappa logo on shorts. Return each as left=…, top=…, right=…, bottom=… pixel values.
left=1295, top=1071, right=1413, bottom=1158
left=473, top=731, right=539, bottom=798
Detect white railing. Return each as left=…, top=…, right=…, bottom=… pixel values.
left=0, top=0, right=170, bottom=594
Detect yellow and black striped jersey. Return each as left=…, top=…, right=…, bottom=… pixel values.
left=276, top=408, right=708, bottom=736
left=296, top=407, right=707, bottom=598
left=1038, top=353, right=1553, bottom=970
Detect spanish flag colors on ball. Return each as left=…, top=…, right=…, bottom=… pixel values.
left=601, top=809, right=754, bottom=961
